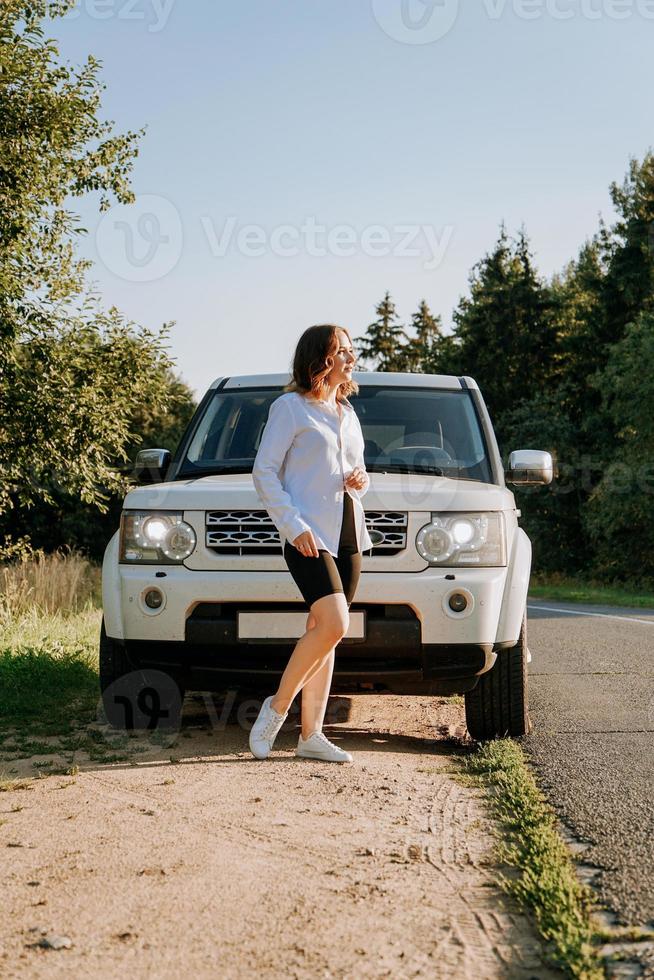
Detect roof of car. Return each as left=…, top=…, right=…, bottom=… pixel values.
left=211, top=371, right=477, bottom=391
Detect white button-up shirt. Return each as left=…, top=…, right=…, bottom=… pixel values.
left=252, top=391, right=374, bottom=557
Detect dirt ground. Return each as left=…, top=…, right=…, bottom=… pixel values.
left=1, top=693, right=561, bottom=979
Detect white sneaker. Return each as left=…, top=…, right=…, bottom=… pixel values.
left=249, top=695, right=288, bottom=760
left=296, top=731, right=353, bottom=763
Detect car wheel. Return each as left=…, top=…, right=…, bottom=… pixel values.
left=99, top=618, right=185, bottom=731
left=464, top=611, right=531, bottom=741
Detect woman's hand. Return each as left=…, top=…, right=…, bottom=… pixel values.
left=292, top=529, right=319, bottom=557
left=344, top=466, right=367, bottom=492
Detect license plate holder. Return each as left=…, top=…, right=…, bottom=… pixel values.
left=237, top=610, right=366, bottom=641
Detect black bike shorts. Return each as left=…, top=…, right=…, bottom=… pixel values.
left=283, top=492, right=362, bottom=610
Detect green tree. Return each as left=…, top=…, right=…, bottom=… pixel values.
left=0, top=355, right=197, bottom=562
left=526, top=153, right=654, bottom=578
left=0, top=0, right=142, bottom=348
left=550, top=240, right=607, bottom=396
left=449, top=227, right=558, bottom=441
left=357, top=292, right=410, bottom=371
left=402, top=300, right=446, bottom=373
left=351, top=155, right=654, bottom=584
left=500, top=390, right=593, bottom=575
left=549, top=154, right=654, bottom=423
left=123, top=367, right=196, bottom=468
left=583, top=309, right=654, bottom=584
left=0, top=1, right=184, bottom=557
left=599, top=153, right=654, bottom=345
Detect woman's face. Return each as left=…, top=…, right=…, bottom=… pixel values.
left=326, top=329, right=356, bottom=386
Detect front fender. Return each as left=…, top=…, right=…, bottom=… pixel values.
left=495, top=525, right=531, bottom=646
left=102, top=530, right=124, bottom=640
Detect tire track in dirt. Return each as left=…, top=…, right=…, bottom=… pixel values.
left=1, top=695, right=561, bottom=978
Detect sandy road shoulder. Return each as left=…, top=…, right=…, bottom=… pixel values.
left=1, top=695, right=561, bottom=979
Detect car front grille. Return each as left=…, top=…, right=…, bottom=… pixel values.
left=205, top=509, right=408, bottom=556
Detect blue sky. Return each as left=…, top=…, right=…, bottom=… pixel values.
left=48, top=0, right=654, bottom=398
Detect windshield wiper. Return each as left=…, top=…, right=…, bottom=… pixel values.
left=366, top=462, right=447, bottom=476
left=178, top=463, right=253, bottom=477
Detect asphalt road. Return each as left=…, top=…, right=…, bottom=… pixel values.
left=524, top=598, right=654, bottom=931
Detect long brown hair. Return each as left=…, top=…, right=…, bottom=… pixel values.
left=284, top=324, right=359, bottom=401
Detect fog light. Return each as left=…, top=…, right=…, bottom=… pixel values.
left=448, top=593, right=468, bottom=613
left=144, top=588, right=164, bottom=609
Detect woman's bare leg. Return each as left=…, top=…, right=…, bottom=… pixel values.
left=270, top=593, right=348, bottom=715
left=300, top=649, right=335, bottom=738
left=297, top=610, right=337, bottom=737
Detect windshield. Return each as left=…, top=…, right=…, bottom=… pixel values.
left=176, top=385, right=493, bottom=483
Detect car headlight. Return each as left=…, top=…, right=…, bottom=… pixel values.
left=119, top=511, right=197, bottom=564
left=416, top=512, right=506, bottom=567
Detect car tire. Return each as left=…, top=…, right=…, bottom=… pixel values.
left=99, top=618, right=185, bottom=731
left=464, top=611, right=531, bottom=741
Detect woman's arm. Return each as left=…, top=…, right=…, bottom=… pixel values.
left=352, top=413, right=370, bottom=496
left=345, top=409, right=370, bottom=497
left=252, top=397, right=312, bottom=543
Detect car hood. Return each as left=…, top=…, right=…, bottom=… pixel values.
left=123, top=472, right=515, bottom=513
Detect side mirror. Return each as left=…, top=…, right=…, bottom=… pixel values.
left=134, top=448, right=172, bottom=484
left=505, top=449, right=553, bottom=485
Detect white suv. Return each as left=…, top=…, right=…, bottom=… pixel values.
left=100, top=371, right=553, bottom=740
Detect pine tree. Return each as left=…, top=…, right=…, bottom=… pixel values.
left=356, top=292, right=410, bottom=371
left=584, top=308, right=654, bottom=581
left=450, top=225, right=557, bottom=436
left=601, top=152, right=654, bottom=339
left=403, top=300, right=444, bottom=372
left=532, top=152, right=654, bottom=581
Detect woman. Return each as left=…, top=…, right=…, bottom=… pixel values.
left=249, top=324, right=373, bottom=763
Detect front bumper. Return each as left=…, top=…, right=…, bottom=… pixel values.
left=113, top=561, right=513, bottom=641
left=104, top=543, right=528, bottom=692
left=120, top=598, right=496, bottom=694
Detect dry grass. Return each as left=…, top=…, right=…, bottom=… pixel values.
left=0, top=549, right=101, bottom=622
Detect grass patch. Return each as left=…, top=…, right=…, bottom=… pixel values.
left=0, top=607, right=179, bottom=780
left=0, top=552, right=103, bottom=762
left=0, top=606, right=101, bottom=657
left=464, top=739, right=604, bottom=979
left=0, top=631, right=100, bottom=733
left=529, top=572, right=654, bottom=609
